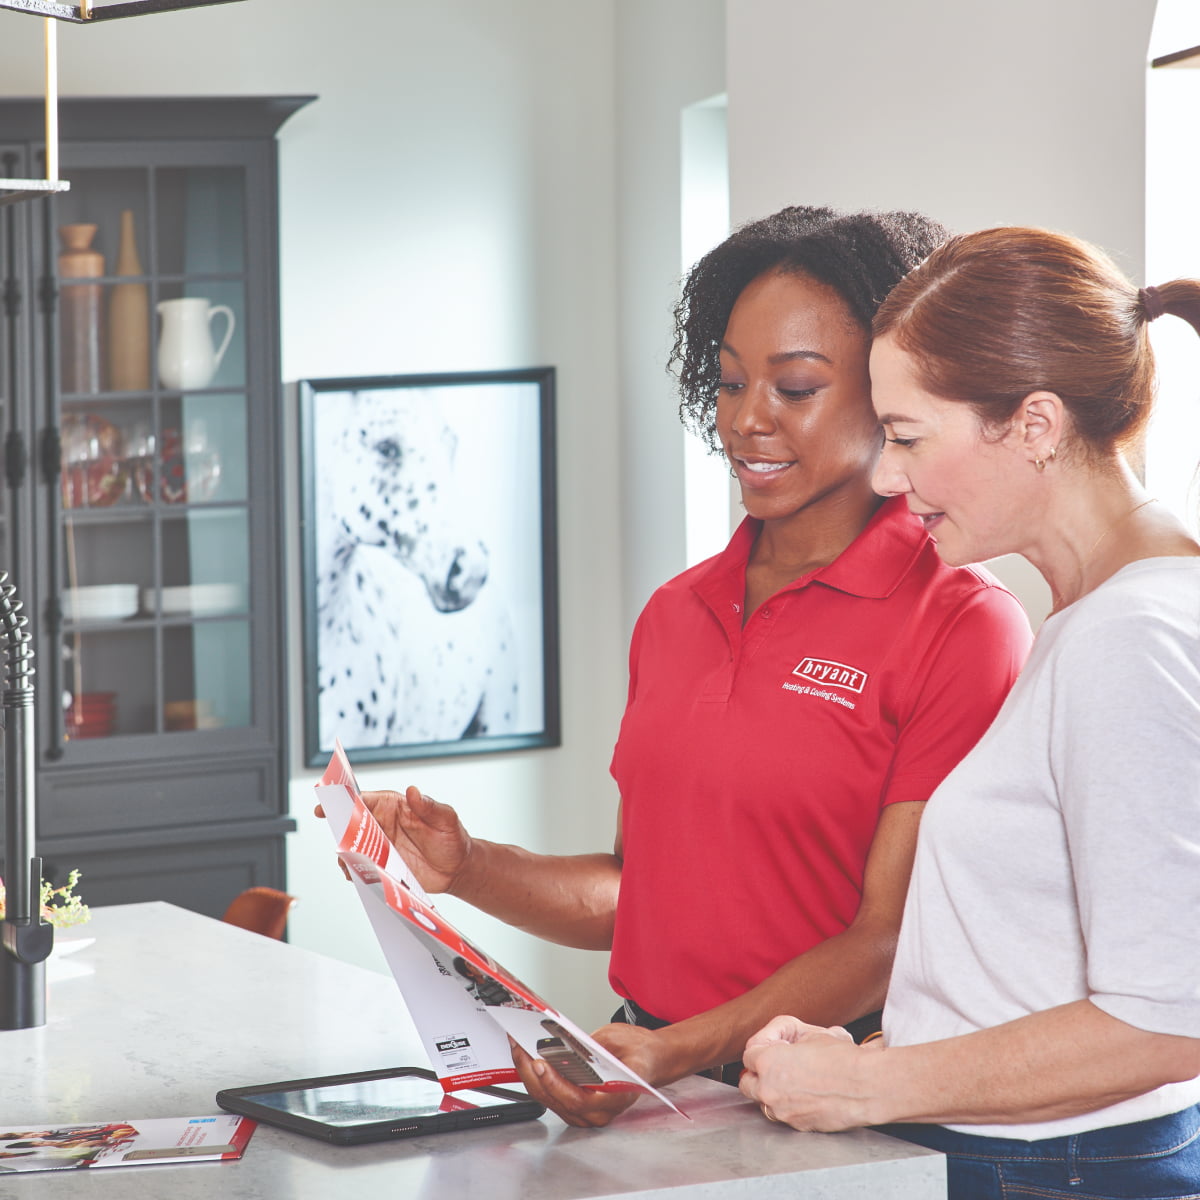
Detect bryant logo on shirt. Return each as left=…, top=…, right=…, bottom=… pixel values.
left=791, top=658, right=869, bottom=694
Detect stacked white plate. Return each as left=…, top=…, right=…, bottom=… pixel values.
left=141, top=583, right=246, bottom=617
left=63, top=584, right=139, bottom=622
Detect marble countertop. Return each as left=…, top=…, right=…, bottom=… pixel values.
left=0, top=903, right=944, bottom=1198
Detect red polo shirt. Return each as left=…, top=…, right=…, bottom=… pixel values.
left=608, top=496, right=1031, bottom=1022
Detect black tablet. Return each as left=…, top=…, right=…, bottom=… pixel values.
left=216, top=1066, right=545, bottom=1145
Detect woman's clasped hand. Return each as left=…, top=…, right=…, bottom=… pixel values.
left=740, top=1017, right=873, bottom=1133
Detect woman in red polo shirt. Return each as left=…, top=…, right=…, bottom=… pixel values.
left=353, top=206, right=1033, bottom=1126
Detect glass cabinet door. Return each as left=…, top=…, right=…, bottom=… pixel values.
left=0, top=94, right=302, bottom=915
left=52, top=153, right=253, bottom=750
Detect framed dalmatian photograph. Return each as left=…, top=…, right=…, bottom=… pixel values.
left=298, top=368, right=560, bottom=766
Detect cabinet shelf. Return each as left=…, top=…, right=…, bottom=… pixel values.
left=63, top=500, right=246, bottom=520
left=62, top=619, right=147, bottom=633
left=61, top=385, right=243, bottom=403
left=63, top=613, right=250, bottom=632
left=61, top=506, right=157, bottom=524
left=57, top=272, right=245, bottom=286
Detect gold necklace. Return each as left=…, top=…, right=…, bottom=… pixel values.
left=1082, top=497, right=1157, bottom=571
left=1051, top=498, right=1157, bottom=615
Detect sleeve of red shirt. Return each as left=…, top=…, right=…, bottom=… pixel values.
left=883, top=581, right=1033, bottom=807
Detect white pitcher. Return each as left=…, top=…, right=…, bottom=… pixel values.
left=156, top=297, right=235, bottom=390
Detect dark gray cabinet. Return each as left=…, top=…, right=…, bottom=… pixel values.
left=0, top=97, right=313, bottom=918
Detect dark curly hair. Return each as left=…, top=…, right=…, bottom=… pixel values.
left=671, top=206, right=948, bottom=451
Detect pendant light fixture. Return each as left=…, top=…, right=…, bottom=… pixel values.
left=0, top=0, right=244, bottom=206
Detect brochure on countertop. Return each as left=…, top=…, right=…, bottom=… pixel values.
left=0, top=1115, right=255, bottom=1173
left=316, top=740, right=686, bottom=1117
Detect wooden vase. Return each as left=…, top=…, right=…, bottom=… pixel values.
left=57, top=223, right=105, bottom=395
left=107, top=209, right=150, bottom=392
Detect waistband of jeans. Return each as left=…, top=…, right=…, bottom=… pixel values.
left=882, top=1103, right=1200, bottom=1163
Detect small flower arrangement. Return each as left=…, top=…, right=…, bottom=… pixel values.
left=0, top=869, right=91, bottom=930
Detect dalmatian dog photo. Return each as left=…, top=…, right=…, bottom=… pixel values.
left=302, top=374, right=554, bottom=763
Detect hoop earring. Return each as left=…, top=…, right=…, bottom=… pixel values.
left=1034, top=446, right=1057, bottom=472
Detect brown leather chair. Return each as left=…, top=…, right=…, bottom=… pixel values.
left=221, top=887, right=297, bottom=940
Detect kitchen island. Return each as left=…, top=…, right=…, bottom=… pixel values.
left=0, top=903, right=944, bottom=1198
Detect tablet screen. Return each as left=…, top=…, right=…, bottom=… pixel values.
left=246, top=1075, right=512, bottom=1127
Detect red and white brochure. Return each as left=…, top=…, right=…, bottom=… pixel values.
left=316, top=741, right=685, bottom=1116
left=0, top=1115, right=254, bottom=1173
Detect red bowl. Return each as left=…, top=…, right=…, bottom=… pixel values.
left=67, top=705, right=113, bottom=716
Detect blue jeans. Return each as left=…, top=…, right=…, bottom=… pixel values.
left=882, top=1105, right=1200, bottom=1199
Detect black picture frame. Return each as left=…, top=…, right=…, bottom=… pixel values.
left=298, top=368, right=560, bottom=767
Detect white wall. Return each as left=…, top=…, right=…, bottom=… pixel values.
left=727, top=0, right=1156, bottom=257
left=0, top=0, right=637, bottom=1028
left=725, top=0, right=1158, bottom=622
left=681, top=97, right=738, bottom=569
left=615, top=0, right=726, bottom=632
left=1146, top=4, right=1200, bottom=534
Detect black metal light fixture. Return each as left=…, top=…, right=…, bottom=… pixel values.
left=1151, top=45, right=1200, bottom=69
left=1, top=0, right=242, bottom=18
left=0, top=0, right=246, bottom=206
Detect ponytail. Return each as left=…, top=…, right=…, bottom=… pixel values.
left=1139, top=280, right=1200, bottom=338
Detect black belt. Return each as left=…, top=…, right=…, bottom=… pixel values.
left=843, top=1009, right=884, bottom=1044
left=618, top=995, right=668, bottom=1030
left=613, top=997, right=741, bottom=1086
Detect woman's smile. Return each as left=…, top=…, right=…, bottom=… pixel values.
left=731, top=454, right=797, bottom=485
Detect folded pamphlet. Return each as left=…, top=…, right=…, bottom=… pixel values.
left=316, top=741, right=685, bottom=1117
left=0, top=1115, right=254, bottom=1173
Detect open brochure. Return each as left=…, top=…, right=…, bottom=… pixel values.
left=0, top=1115, right=254, bottom=1173
left=316, top=741, right=686, bottom=1117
